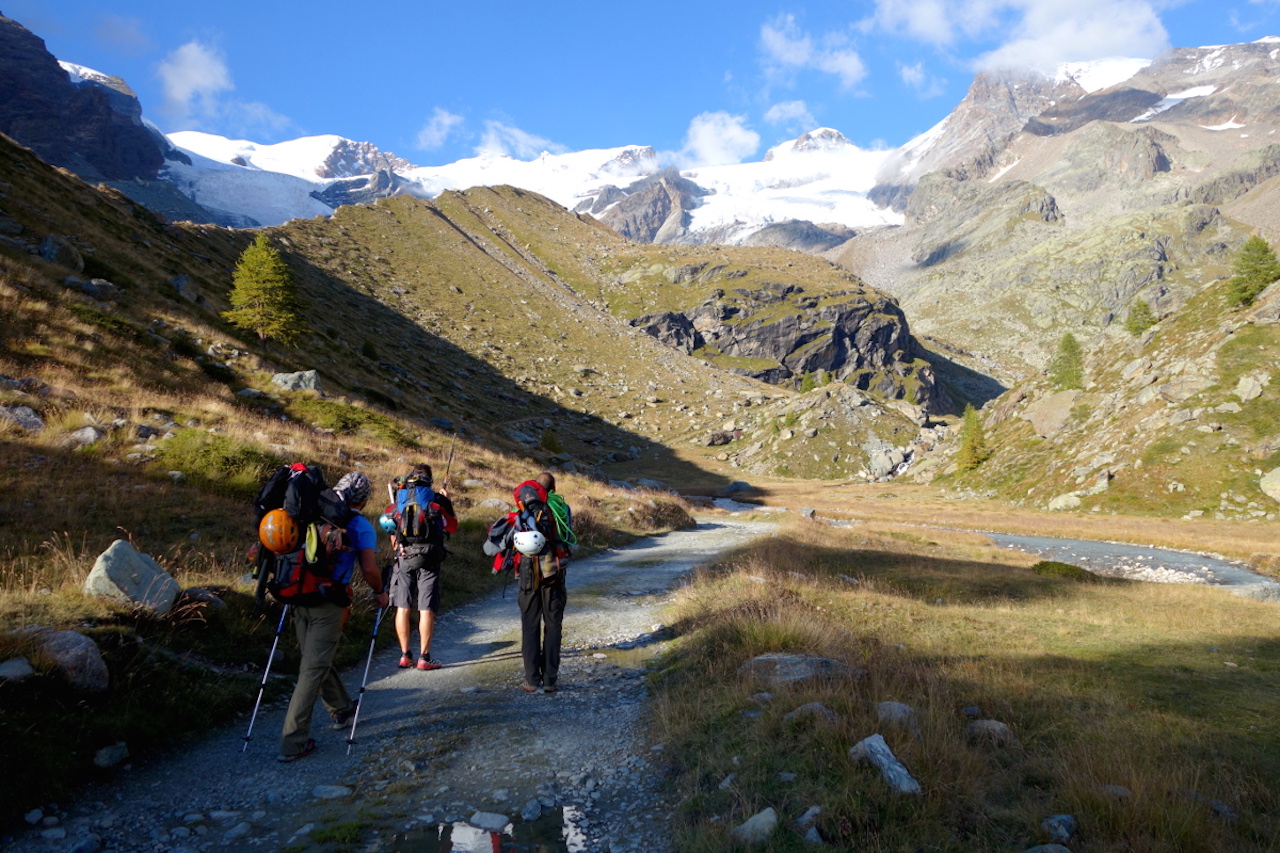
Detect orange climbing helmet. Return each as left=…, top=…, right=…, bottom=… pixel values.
left=258, top=507, right=300, bottom=555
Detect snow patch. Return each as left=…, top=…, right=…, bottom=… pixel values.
left=1131, top=86, right=1218, bottom=122
left=987, top=160, right=1021, bottom=182
left=1199, top=116, right=1246, bottom=131
left=1056, top=57, right=1151, bottom=94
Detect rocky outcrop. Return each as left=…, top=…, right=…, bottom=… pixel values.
left=0, top=15, right=164, bottom=182
left=907, top=175, right=1061, bottom=265
left=316, top=139, right=413, bottom=179
left=630, top=280, right=943, bottom=410
left=311, top=168, right=404, bottom=209
left=597, top=168, right=710, bottom=242
left=1185, top=144, right=1280, bottom=206
left=1035, top=124, right=1175, bottom=196
left=739, top=220, right=856, bottom=253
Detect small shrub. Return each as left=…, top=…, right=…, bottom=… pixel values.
left=1031, top=560, right=1101, bottom=582
left=154, top=431, right=282, bottom=495
left=1125, top=299, right=1158, bottom=335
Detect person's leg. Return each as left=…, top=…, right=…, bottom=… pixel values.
left=390, top=561, right=415, bottom=665
left=419, top=566, right=441, bottom=659
left=517, top=584, right=544, bottom=687
left=280, top=603, right=346, bottom=756
left=542, top=583, right=566, bottom=690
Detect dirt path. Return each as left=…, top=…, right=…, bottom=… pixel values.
left=10, top=517, right=773, bottom=853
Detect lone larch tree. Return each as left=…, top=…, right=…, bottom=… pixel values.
left=1227, top=234, right=1280, bottom=307
left=223, top=234, right=305, bottom=346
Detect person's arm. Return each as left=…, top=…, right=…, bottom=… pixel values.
left=359, top=547, right=389, bottom=609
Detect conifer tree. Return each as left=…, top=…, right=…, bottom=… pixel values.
left=223, top=234, right=304, bottom=346
left=1227, top=235, right=1280, bottom=307
left=1124, top=299, right=1157, bottom=335
left=1047, top=332, right=1084, bottom=390
left=955, top=403, right=988, bottom=472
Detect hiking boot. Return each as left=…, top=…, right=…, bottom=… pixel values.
left=277, top=738, right=316, bottom=763
left=416, top=655, right=442, bottom=671
left=398, top=653, right=413, bottom=668
left=330, top=700, right=357, bottom=730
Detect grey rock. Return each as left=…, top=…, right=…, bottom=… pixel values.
left=39, top=235, right=84, bottom=272
left=479, top=498, right=509, bottom=510
left=634, top=478, right=668, bottom=491
left=64, top=425, right=105, bottom=447
left=80, top=278, right=119, bottom=301
left=93, top=741, right=129, bottom=768
left=730, top=807, right=778, bottom=844
left=850, top=733, right=921, bottom=794
left=169, top=275, right=198, bottom=302
left=0, top=657, right=35, bottom=682
left=520, top=799, right=542, bottom=821
left=1259, top=468, right=1280, bottom=503
left=0, top=405, right=45, bottom=431
left=739, top=652, right=864, bottom=687
left=784, top=701, right=839, bottom=723
left=312, top=785, right=352, bottom=799
left=803, top=824, right=824, bottom=845
left=1041, top=814, right=1077, bottom=843
left=37, top=630, right=109, bottom=692
left=271, top=370, right=319, bottom=391
left=965, top=719, right=1020, bottom=747
left=1021, top=390, right=1080, bottom=438
left=429, top=417, right=454, bottom=430
left=84, top=539, right=181, bottom=615
left=235, top=388, right=265, bottom=398
left=1048, top=493, right=1083, bottom=511
left=794, top=805, right=822, bottom=829
left=876, top=701, right=921, bottom=736
left=468, top=811, right=510, bottom=832
left=223, top=821, right=252, bottom=839
left=718, top=481, right=754, bottom=496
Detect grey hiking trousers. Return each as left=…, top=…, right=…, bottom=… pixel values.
left=279, top=601, right=352, bottom=757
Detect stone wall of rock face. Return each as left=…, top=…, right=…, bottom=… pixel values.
left=0, top=14, right=163, bottom=182
left=631, top=284, right=946, bottom=412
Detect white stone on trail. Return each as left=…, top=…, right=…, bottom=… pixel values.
left=469, top=811, right=510, bottom=832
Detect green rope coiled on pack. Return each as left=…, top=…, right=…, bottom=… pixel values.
left=547, top=493, right=577, bottom=546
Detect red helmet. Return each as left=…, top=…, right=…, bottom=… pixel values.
left=259, top=508, right=300, bottom=555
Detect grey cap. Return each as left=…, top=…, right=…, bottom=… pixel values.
left=335, top=471, right=371, bottom=505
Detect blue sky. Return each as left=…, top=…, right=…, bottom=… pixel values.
left=10, top=0, right=1280, bottom=167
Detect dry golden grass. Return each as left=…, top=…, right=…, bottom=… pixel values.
left=653, top=518, right=1280, bottom=852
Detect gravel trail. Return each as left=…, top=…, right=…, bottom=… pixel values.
left=8, top=517, right=773, bottom=853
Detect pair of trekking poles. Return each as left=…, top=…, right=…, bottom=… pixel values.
left=241, top=603, right=386, bottom=757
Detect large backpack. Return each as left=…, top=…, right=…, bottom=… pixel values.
left=512, top=480, right=557, bottom=555
left=392, top=475, right=446, bottom=546
left=267, top=487, right=357, bottom=606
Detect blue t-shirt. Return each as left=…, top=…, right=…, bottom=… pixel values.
left=335, top=513, right=377, bottom=582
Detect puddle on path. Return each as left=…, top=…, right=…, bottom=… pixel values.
left=382, top=806, right=588, bottom=852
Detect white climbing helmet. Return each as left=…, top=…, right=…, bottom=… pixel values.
left=513, top=529, right=547, bottom=556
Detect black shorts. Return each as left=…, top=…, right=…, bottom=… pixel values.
left=390, top=547, right=443, bottom=611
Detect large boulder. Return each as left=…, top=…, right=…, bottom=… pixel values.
left=1021, top=390, right=1080, bottom=438
left=272, top=370, right=319, bottom=392
left=83, top=539, right=181, bottom=615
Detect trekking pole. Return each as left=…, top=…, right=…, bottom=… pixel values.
left=442, top=433, right=458, bottom=491
left=242, top=603, right=290, bottom=752
left=346, top=605, right=386, bottom=754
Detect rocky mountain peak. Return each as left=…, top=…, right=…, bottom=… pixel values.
left=0, top=14, right=163, bottom=183
left=315, top=139, right=413, bottom=179
left=764, top=128, right=855, bottom=161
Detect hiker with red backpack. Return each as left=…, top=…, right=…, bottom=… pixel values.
left=382, top=463, right=457, bottom=671
left=485, top=472, right=575, bottom=693
left=271, top=471, right=387, bottom=762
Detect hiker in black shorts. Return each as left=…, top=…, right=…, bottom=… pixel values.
left=387, top=464, right=456, bottom=671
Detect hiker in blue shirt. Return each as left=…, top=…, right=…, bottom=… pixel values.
left=278, top=471, right=388, bottom=762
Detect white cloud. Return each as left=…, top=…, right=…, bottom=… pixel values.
left=476, top=121, right=565, bottom=159
left=899, top=61, right=947, bottom=97
left=868, top=0, right=1169, bottom=72
left=761, top=14, right=868, bottom=90
left=765, top=100, right=818, bottom=131
left=157, top=41, right=231, bottom=119
left=416, top=108, right=464, bottom=151
left=155, top=40, right=292, bottom=138
left=669, top=111, right=761, bottom=167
